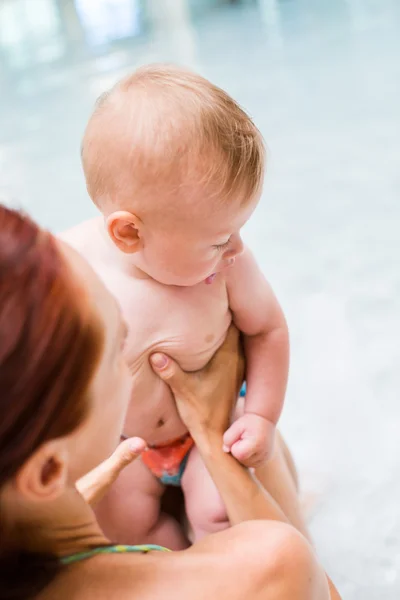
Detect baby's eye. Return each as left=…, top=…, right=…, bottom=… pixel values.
left=213, top=238, right=231, bottom=251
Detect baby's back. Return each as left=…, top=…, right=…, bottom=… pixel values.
left=61, top=218, right=232, bottom=445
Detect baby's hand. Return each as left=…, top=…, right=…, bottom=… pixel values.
left=223, top=414, right=276, bottom=468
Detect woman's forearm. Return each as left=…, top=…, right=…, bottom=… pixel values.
left=196, top=431, right=342, bottom=598
left=193, top=429, right=289, bottom=526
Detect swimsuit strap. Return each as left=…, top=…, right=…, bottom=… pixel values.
left=60, top=544, right=170, bottom=565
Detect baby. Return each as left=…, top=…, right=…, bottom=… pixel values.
left=62, top=65, right=289, bottom=548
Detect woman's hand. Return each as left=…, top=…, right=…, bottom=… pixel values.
left=76, top=437, right=146, bottom=507
left=150, top=324, right=244, bottom=436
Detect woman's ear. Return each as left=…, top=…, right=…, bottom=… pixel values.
left=107, top=211, right=143, bottom=254
left=14, top=440, right=68, bottom=503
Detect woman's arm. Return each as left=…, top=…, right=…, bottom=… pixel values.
left=150, top=326, right=342, bottom=599
left=196, top=435, right=345, bottom=600
left=150, top=326, right=288, bottom=526
left=192, top=429, right=288, bottom=526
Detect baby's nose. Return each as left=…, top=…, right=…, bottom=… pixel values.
left=223, top=234, right=244, bottom=259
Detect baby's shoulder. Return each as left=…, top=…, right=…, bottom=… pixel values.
left=57, top=217, right=104, bottom=270
left=58, top=217, right=102, bottom=257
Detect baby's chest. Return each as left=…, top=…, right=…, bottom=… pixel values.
left=117, top=276, right=232, bottom=372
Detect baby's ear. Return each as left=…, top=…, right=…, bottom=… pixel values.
left=107, top=211, right=143, bottom=254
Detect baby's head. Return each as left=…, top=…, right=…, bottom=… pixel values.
left=82, top=64, right=265, bottom=286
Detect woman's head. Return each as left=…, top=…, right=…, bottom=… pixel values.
left=0, top=206, right=132, bottom=596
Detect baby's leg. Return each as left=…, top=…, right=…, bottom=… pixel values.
left=95, top=455, right=189, bottom=549
left=182, top=446, right=229, bottom=541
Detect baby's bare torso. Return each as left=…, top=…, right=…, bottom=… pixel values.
left=62, top=218, right=232, bottom=445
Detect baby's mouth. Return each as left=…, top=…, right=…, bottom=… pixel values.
left=205, top=273, right=217, bottom=285
left=205, top=258, right=236, bottom=284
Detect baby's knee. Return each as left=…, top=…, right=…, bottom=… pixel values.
left=96, top=486, right=163, bottom=544
left=182, top=450, right=228, bottom=534
left=185, top=490, right=228, bottom=536
left=183, top=479, right=228, bottom=536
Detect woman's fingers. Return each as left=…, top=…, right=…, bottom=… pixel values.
left=150, top=325, right=244, bottom=434
left=207, top=324, right=240, bottom=373
left=76, top=437, right=146, bottom=507
left=210, top=325, right=243, bottom=376
left=150, top=325, right=242, bottom=391
left=207, top=325, right=245, bottom=394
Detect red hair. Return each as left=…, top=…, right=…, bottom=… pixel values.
left=0, top=206, right=103, bottom=599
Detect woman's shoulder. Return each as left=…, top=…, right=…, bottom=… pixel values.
left=184, top=522, right=331, bottom=600
left=84, top=540, right=266, bottom=600
left=38, top=523, right=329, bottom=600
left=37, top=551, right=161, bottom=600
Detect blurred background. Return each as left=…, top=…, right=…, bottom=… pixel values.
left=0, top=0, right=399, bottom=597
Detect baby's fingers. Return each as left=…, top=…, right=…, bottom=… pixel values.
left=230, top=438, right=257, bottom=466
left=223, top=420, right=246, bottom=452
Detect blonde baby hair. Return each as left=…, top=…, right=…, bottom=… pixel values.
left=82, top=64, right=265, bottom=213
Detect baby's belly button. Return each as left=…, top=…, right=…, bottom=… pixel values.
left=127, top=388, right=187, bottom=442
left=148, top=416, right=188, bottom=445
left=155, top=415, right=169, bottom=428
left=154, top=411, right=184, bottom=427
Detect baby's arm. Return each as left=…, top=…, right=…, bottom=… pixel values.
left=224, top=247, right=289, bottom=467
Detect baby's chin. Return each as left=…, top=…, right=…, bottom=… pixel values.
left=145, top=260, right=235, bottom=287
left=159, top=275, right=214, bottom=287
left=148, top=269, right=217, bottom=288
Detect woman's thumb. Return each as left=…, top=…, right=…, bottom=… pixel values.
left=150, top=352, right=186, bottom=390
left=77, top=437, right=146, bottom=507
left=110, top=437, right=147, bottom=469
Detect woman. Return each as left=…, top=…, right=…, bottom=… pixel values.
left=0, top=205, right=340, bottom=599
